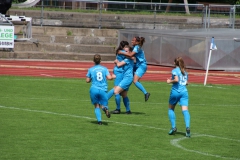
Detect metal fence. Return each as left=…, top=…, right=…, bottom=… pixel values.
left=34, top=0, right=240, bottom=29
left=11, top=0, right=240, bottom=71
left=119, top=28, right=240, bottom=71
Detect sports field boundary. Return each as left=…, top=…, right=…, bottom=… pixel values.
left=0, top=59, right=239, bottom=85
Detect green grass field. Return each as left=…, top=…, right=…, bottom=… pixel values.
left=0, top=75, right=239, bottom=160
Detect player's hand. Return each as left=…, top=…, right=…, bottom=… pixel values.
left=118, top=50, right=123, bottom=54
left=112, top=74, right=116, bottom=79
left=167, top=78, right=171, bottom=84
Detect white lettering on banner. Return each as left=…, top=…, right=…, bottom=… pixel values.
left=0, top=26, right=14, bottom=48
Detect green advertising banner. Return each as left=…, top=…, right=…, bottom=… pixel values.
left=0, top=26, right=14, bottom=48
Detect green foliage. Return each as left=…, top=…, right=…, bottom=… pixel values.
left=66, top=30, right=72, bottom=36
left=236, top=0, right=240, bottom=4
left=0, top=75, right=240, bottom=160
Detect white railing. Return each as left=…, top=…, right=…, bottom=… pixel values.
left=16, top=0, right=239, bottom=29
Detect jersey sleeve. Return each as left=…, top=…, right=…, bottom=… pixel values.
left=86, top=69, right=91, bottom=78
left=123, top=58, right=130, bottom=64
left=133, top=45, right=139, bottom=53
left=171, top=69, right=177, bottom=79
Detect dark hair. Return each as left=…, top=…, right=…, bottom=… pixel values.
left=93, top=54, right=101, bottom=65
left=134, top=36, right=145, bottom=48
left=124, top=45, right=133, bottom=52
left=116, top=41, right=129, bottom=55
left=174, top=57, right=186, bottom=75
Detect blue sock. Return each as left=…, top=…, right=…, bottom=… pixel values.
left=95, top=108, right=101, bottom=122
left=168, top=109, right=176, bottom=129
left=134, top=81, right=147, bottom=94
left=123, top=97, right=130, bottom=112
left=107, top=88, right=114, bottom=100
left=182, top=110, right=190, bottom=128
left=115, top=94, right=121, bottom=110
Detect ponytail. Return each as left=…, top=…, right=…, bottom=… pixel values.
left=174, top=57, right=186, bottom=75
left=134, top=36, right=145, bottom=48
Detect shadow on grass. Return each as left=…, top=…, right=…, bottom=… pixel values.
left=90, top=121, right=109, bottom=125
left=110, top=111, right=146, bottom=115
left=175, top=131, right=187, bottom=137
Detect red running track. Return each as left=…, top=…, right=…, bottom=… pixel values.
left=0, top=60, right=240, bottom=85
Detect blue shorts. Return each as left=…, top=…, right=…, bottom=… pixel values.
left=114, top=71, right=124, bottom=86
left=118, top=76, right=133, bottom=91
left=134, top=64, right=147, bottom=78
left=89, top=87, right=108, bottom=106
left=169, top=89, right=188, bottom=106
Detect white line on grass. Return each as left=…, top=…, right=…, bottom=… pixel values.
left=0, top=105, right=166, bottom=131
left=0, top=97, right=70, bottom=101
left=189, top=84, right=227, bottom=89
left=0, top=77, right=231, bottom=89
left=0, top=104, right=239, bottom=160
left=171, top=135, right=240, bottom=160
left=0, top=97, right=239, bottom=107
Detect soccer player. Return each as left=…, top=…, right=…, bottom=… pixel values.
left=108, top=40, right=131, bottom=114
left=167, top=57, right=191, bottom=137
left=113, top=45, right=134, bottom=114
left=86, top=54, right=113, bottom=125
left=107, top=40, right=129, bottom=100
left=118, top=36, right=150, bottom=102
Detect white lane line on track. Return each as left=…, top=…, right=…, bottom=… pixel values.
left=40, top=74, right=54, bottom=77
left=1, top=64, right=240, bottom=77
left=0, top=104, right=239, bottom=160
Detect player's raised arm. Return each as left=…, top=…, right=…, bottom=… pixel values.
left=118, top=50, right=135, bottom=57
left=114, top=59, right=126, bottom=67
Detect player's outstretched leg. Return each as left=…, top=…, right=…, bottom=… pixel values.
left=103, top=106, right=111, bottom=118
left=145, top=92, right=150, bottom=102
left=134, top=81, right=150, bottom=102
left=107, top=88, right=114, bottom=100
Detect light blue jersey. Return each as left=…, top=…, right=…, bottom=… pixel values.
left=113, top=51, right=126, bottom=86
left=122, top=58, right=134, bottom=78
left=168, top=66, right=190, bottom=132
left=132, top=45, right=147, bottom=67
left=113, top=52, right=125, bottom=74
left=86, top=64, right=110, bottom=92
left=171, top=67, right=188, bottom=92
left=169, top=67, right=188, bottom=106
left=118, top=58, right=134, bottom=90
